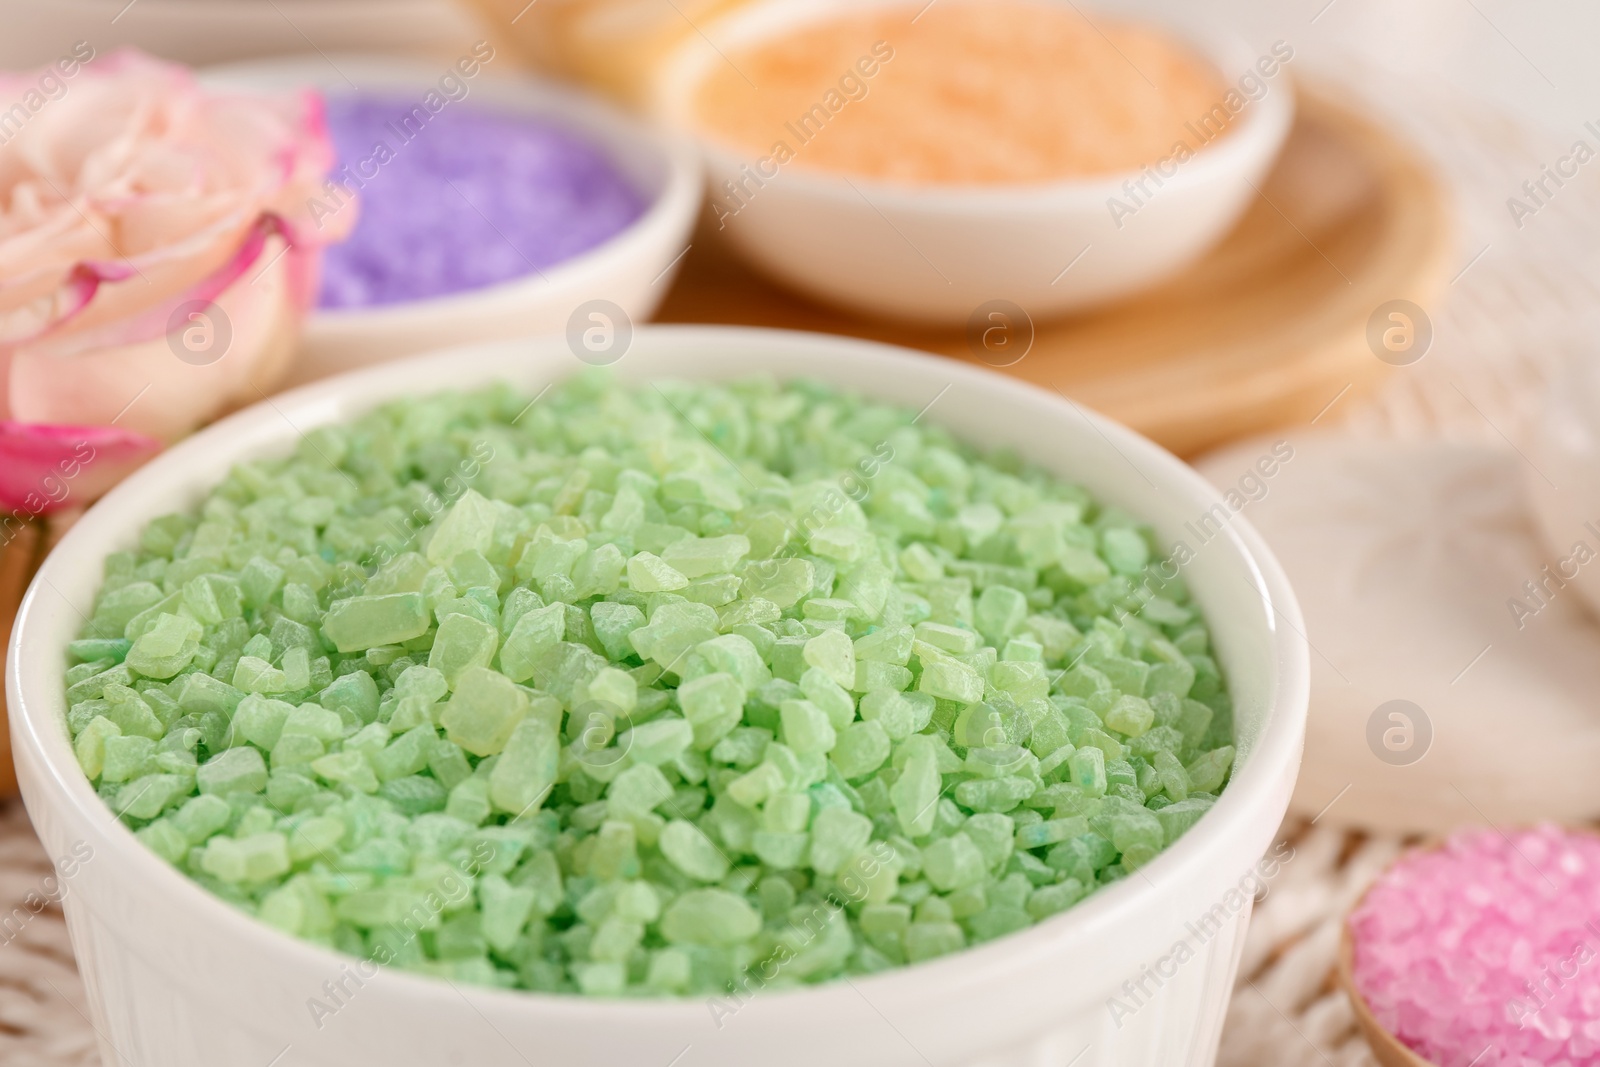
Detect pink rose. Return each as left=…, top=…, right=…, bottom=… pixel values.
left=0, top=48, right=355, bottom=516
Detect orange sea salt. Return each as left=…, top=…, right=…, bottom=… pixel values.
left=692, top=0, right=1236, bottom=186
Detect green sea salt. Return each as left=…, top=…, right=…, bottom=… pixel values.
left=64, top=372, right=1236, bottom=997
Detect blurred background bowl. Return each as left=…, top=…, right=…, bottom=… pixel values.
left=651, top=0, right=1294, bottom=326
left=203, top=54, right=703, bottom=386
left=0, top=0, right=489, bottom=68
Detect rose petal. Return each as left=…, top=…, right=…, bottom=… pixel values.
left=8, top=235, right=297, bottom=440
left=0, top=420, right=162, bottom=513
left=0, top=50, right=352, bottom=346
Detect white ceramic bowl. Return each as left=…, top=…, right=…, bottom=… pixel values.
left=203, top=55, right=703, bottom=386
left=9, top=327, right=1307, bottom=1067
left=654, top=0, right=1295, bottom=325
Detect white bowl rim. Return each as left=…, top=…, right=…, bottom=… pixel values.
left=652, top=0, right=1296, bottom=209
left=9, top=324, right=1307, bottom=1022
left=201, top=53, right=704, bottom=327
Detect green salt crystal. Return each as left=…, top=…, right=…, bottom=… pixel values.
left=990, top=660, right=1048, bottom=702
left=588, top=820, right=639, bottom=880
left=322, top=593, right=430, bottom=653
left=626, top=552, right=689, bottom=593
left=854, top=625, right=913, bottom=665
left=890, top=738, right=941, bottom=838
left=425, top=490, right=498, bottom=565
left=171, top=793, right=231, bottom=844
left=228, top=655, right=284, bottom=697
left=1185, top=746, right=1235, bottom=793
left=201, top=832, right=290, bottom=884
left=1100, top=527, right=1149, bottom=576
left=370, top=724, right=440, bottom=783
left=498, top=602, right=565, bottom=683
left=113, top=773, right=190, bottom=819
left=629, top=601, right=719, bottom=671
left=1108, top=807, right=1164, bottom=868
left=752, top=830, right=809, bottom=868
left=974, top=585, right=1028, bottom=646
left=904, top=922, right=965, bottom=962
left=69, top=638, right=131, bottom=665
left=489, top=717, right=558, bottom=815
left=953, top=777, right=1034, bottom=813
left=853, top=661, right=913, bottom=694
left=916, top=652, right=983, bottom=704
left=677, top=672, right=745, bottom=749
left=830, top=721, right=891, bottom=779
left=285, top=816, right=345, bottom=863
left=778, top=699, right=835, bottom=755
left=1153, top=796, right=1214, bottom=844
left=1015, top=815, right=1089, bottom=851
left=1152, top=749, right=1190, bottom=801
left=620, top=719, right=693, bottom=765
left=659, top=819, right=730, bottom=882
left=802, top=629, right=855, bottom=690
left=808, top=807, right=872, bottom=875
left=125, top=613, right=202, bottom=678
left=689, top=634, right=770, bottom=694
left=1027, top=879, right=1088, bottom=920
left=197, top=747, right=268, bottom=795
left=320, top=671, right=379, bottom=727
left=137, top=819, right=189, bottom=865
left=281, top=703, right=343, bottom=742
left=806, top=525, right=871, bottom=563
left=661, top=534, right=751, bottom=578
left=74, top=716, right=121, bottom=780
left=712, top=726, right=771, bottom=770
left=590, top=602, right=645, bottom=661
left=429, top=613, right=499, bottom=685
left=101, top=735, right=156, bottom=783
left=583, top=666, right=637, bottom=715
left=1068, top=747, right=1108, bottom=797
left=799, top=668, right=855, bottom=730
left=1104, top=695, right=1155, bottom=738
left=858, top=690, right=931, bottom=740
left=740, top=558, right=814, bottom=609
left=440, top=667, right=529, bottom=757
left=914, top=622, right=977, bottom=654
left=726, top=762, right=784, bottom=807
left=379, top=775, right=447, bottom=815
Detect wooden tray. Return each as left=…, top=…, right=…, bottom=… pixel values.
left=657, top=84, right=1454, bottom=457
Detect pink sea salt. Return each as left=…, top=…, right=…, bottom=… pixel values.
left=1349, top=825, right=1600, bottom=1067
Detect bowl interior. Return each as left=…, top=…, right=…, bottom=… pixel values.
left=9, top=325, right=1305, bottom=1013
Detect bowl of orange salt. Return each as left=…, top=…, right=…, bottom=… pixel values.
left=655, top=0, right=1294, bottom=325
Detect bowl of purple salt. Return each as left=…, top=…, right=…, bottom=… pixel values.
left=204, top=52, right=702, bottom=384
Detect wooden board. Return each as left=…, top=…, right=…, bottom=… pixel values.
left=658, top=84, right=1454, bottom=457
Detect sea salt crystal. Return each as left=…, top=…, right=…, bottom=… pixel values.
left=1349, top=825, right=1600, bottom=1067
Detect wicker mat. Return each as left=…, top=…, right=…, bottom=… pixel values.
left=3, top=47, right=1595, bottom=1067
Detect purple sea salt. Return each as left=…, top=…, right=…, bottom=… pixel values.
left=316, top=94, right=646, bottom=309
